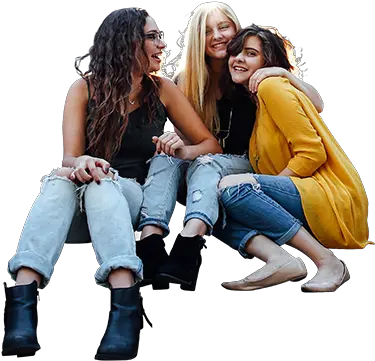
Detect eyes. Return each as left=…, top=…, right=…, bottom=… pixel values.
left=144, top=31, right=164, bottom=43
left=206, top=23, right=231, bottom=35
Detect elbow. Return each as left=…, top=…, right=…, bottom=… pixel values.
left=316, top=101, right=324, bottom=114
left=210, top=139, right=223, bottom=154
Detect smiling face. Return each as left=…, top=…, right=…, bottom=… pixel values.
left=229, top=36, right=265, bottom=85
left=143, top=16, right=166, bottom=72
left=205, top=9, right=237, bottom=59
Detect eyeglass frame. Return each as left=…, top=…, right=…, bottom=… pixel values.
left=144, top=31, right=165, bottom=44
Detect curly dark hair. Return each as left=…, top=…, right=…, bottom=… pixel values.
left=75, top=8, right=161, bottom=161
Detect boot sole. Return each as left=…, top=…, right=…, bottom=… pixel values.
left=95, top=351, right=137, bottom=360
left=153, top=273, right=201, bottom=296
left=2, top=345, right=40, bottom=357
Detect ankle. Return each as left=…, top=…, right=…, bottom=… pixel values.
left=316, top=251, right=339, bottom=269
left=181, top=219, right=207, bottom=237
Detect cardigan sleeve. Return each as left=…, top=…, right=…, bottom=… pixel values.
left=257, top=77, right=327, bottom=177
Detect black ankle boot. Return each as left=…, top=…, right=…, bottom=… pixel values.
left=95, top=283, right=152, bottom=360
left=2, top=281, right=41, bottom=357
left=157, top=234, right=206, bottom=291
left=136, top=234, right=169, bottom=290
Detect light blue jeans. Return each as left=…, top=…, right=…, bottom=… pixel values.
left=8, top=171, right=144, bottom=289
left=138, top=153, right=252, bottom=236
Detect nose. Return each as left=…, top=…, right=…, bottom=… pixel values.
left=212, top=28, right=223, bottom=40
left=235, top=52, right=244, bottom=62
left=158, top=39, right=166, bottom=49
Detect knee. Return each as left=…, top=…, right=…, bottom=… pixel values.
left=219, top=173, right=257, bottom=190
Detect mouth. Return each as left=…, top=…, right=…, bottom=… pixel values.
left=151, top=52, right=163, bottom=62
left=232, top=65, right=248, bottom=72
left=211, top=42, right=227, bottom=50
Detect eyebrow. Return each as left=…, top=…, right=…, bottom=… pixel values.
left=206, top=21, right=231, bottom=29
left=244, top=47, right=260, bottom=52
left=145, top=30, right=160, bottom=34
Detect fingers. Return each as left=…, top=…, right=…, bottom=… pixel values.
left=249, top=67, right=285, bottom=93
left=87, top=158, right=101, bottom=184
left=249, top=69, right=264, bottom=93
left=95, top=158, right=110, bottom=174
left=70, top=156, right=112, bottom=184
left=152, top=132, right=182, bottom=156
left=169, top=139, right=185, bottom=157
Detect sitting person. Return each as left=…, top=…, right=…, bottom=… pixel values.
left=136, top=1, right=325, bottom=292
left=217, top=24, right=370, bottom=292
left=2, top=7, right=220, bottom=360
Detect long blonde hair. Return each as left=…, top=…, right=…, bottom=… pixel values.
left=176, top=2, right=241, bottom=133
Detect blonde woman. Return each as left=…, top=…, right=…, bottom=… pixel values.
left=137, top=2, right=325, bottom=291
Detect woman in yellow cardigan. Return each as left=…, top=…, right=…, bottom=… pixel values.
left=218, top=24, right=370, bottom=292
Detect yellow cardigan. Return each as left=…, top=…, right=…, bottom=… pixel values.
left=249, top=77, right=370, bottom=249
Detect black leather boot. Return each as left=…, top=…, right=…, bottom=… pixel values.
left=2, top=281, right=41, bottom=357
left=95, top=283, right=152, bottom=360
left=157, top=234, right=206, bottom=291
left=136, top=234, right=169, bottom=290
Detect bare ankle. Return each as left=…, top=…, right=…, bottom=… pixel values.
left=181, top=219, right=207, bottom=237
left=109, top=268, right=135, bottom=289
left=140, top=225, right=163, bottom=239
left=16, top=267, right=42, bottom=287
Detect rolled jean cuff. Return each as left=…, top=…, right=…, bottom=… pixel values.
left=184, top=212, right=214, bottom=236
left=8, top=251, right=54, bottom=289
left=274, top=221, right=302, bottom=246
left=238, top=230, right=259, bottom=259
left=95, top=255, right=143, bottom=288
left=137, top=218, right=170, bottom=238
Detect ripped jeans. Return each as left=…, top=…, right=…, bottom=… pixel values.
left=138, top=153, right=252, bottom=236
left=217, top=174, right=310, bottom=258
left=8, top=171, right=143, bottom=288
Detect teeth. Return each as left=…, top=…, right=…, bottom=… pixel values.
left=213, top=43, right=226, bottom=48
left=234, top=66, right=247, bottom=71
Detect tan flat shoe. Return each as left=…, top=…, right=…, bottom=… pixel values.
left=221, top=257, right=307, bottom=291
left=301, top=260, right=350, bottom=293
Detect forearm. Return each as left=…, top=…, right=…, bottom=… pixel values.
left=62, top=155, right=79, bottom=168
left=278, top=167, right=299, bottom=177
left=184, top=139, right=222, bottom=160
left=283, top=70, right=324, bottom=113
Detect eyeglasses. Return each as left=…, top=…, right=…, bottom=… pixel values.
left=144, top=31, right=164, bottom=44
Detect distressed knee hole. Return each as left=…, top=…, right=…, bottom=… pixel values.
left=219, top=174, right=257, bottom=190
left=197, top=155, right=213, bottom=165
left=192, top=190, right=203, bottom=203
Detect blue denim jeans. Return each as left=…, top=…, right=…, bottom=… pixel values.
left=8, top=171, right=144, bottom=289
left=138, top=153, right=252, bottom=236
left=218, top=174, right=310, bottom=258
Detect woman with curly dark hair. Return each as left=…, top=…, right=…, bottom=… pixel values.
left=2, top=7, right=221, bottom=360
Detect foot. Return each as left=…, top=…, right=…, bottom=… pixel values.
left=221, top=257, right=307, bottom=291
left=301, top=256, right=350, bottom=292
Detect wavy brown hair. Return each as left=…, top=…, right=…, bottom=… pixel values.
left=222, top=24, right=296, bottom=102
left=75, top=8, right=161, bottom=161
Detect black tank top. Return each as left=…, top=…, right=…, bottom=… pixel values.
left=86, top=100, right=167, bottom=185
left=216, top=93, right=256, bottom=155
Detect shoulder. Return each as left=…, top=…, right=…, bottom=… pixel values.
left=159, top=76, right=183, bottom=106
left=257, top=76, right=295, bottom=98
left=67, top=78, right=89, bottom=102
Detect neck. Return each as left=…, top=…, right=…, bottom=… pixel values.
left=131, top=74, right=143, bottom=89
left=209, top=57, right=225, bottom=74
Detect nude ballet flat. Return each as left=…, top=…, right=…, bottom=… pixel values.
left=221, top=257, right=307, bottom=291
left=301, top=260, right=350, bottom=293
